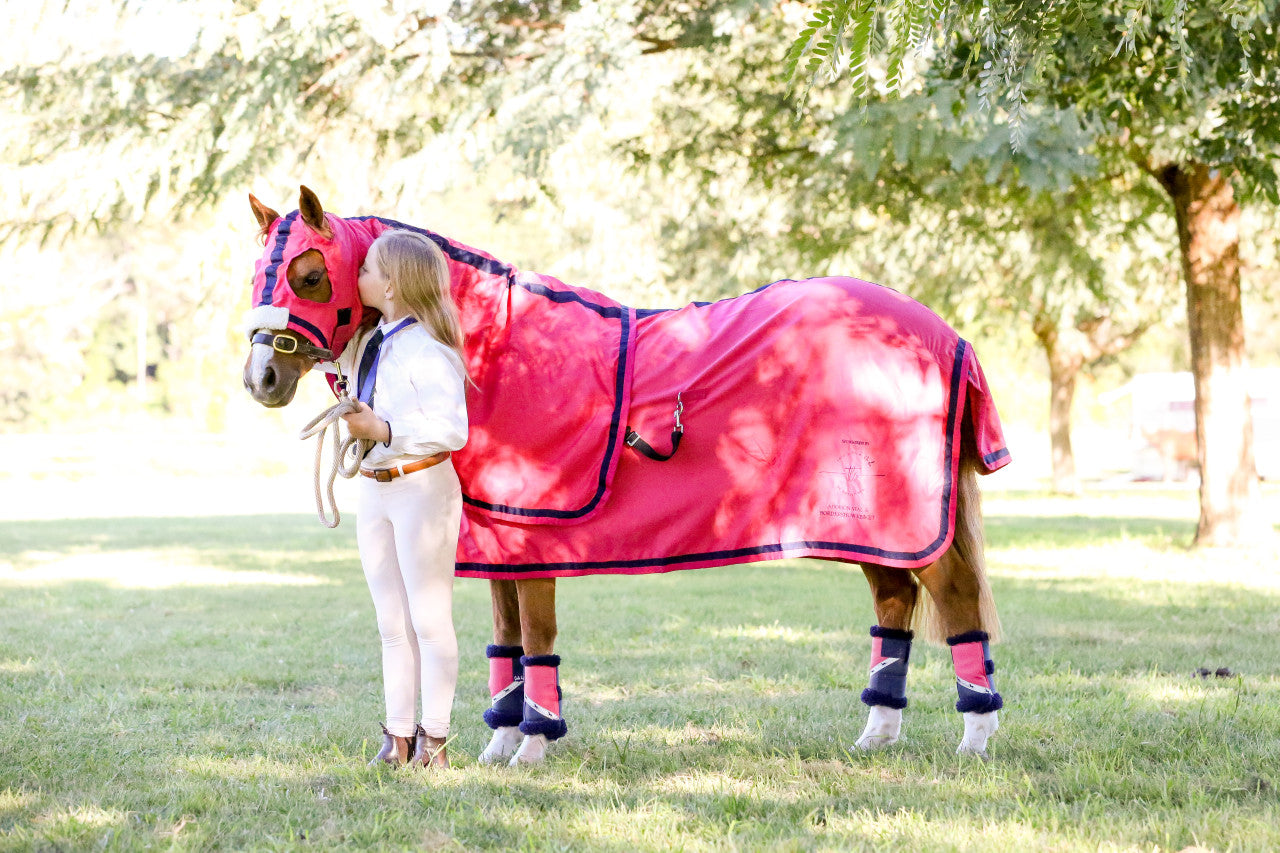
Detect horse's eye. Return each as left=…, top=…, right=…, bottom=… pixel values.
left=305, top=274, right=322, bottom=287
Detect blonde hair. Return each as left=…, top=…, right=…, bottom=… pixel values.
left=368, top=230, right=468, bottom=378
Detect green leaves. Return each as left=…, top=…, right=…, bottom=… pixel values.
left=783, top=0, right=1280, bottom=192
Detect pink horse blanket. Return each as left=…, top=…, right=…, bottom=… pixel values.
left=406, top=223, right=1012, bottom=579
left=249, top=212, right=1010, bottom=577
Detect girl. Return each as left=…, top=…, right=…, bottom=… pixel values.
left=340, top=229, right=469, bottom=768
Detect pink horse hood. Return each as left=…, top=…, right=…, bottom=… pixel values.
left=244, top=212, right=385, bottom=357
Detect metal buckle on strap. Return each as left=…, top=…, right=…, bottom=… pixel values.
left=374, top=469, right=394, bottom=482
left=251, top=331, right=335, bottom=362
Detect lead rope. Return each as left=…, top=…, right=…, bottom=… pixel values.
left=297, top=363, right=371, bottom=528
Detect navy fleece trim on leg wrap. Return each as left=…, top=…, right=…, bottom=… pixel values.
left=483, top=645, right=525, bottom=729
left=946, top=630, right=990, bottom=646
left=861, top=625, right=912, bottom=709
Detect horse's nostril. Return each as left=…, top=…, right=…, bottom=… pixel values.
left=262, top=366, right=276, bottom=390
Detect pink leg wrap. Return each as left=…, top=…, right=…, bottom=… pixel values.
left=524, top=665, right=561, bottom=719
left=951, top=642, right=991, bottom=692
left=947, top=631, right=1003, bottom=714
left=483, top=645, right=524, bottom=730
left=519, top=654, right=568, bottom=740
left=489, top=656, right=516, bottom=697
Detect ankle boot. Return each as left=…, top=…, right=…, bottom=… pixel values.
left=368, top=724, right=413, bottom=767
left=409, top=724, right=449, bottom=768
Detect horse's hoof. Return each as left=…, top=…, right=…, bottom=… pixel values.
left=854, top=733, right=900, bottom=751
left=956, top=710, right=999, bottom=758
left=479, top=726, right=523, bottom=765
left=509, top=734, right=549, bottom=765
left=854, top=705, right=902, bottom=751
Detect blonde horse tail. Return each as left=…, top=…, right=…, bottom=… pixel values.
left=913, top=454, right=1001, bottom=644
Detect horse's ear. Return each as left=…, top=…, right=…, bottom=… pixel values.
left=249, top=193, right=280, bottom=233
left=298, top=185, right=333, bottom=238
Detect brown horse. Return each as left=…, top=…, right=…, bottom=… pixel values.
left=242, top=187, right=1008, bottom=764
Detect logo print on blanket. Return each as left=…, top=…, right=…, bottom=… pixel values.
left=819, top=439, right=882, bottom=522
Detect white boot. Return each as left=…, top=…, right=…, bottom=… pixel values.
left=956, top=710, right=999, bottom=758
left=478, top=726, right=524, bottom=764
left=854, top=705, right=902, bottom=751
left=509, top=734, right=550, bottom=765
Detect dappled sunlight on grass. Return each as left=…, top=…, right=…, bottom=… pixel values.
left=652, top=769, right=795, bottom=798
left=1121, top=673, right=1258, bottom=716
left=823, top=810, right=1052, bottom=851
left=0, top=549, right=332, bottom=588
left=990, top=539, right=1280, bottom=590
left=176, top=752, right=323, bottom=785
left=0, top=658, right=36, bottom=675
left=563, top=799, right=699, bottom=850
left=0, top=787, right=34, bottom=814
left=710, top=621, right=853, bottom=644
left=33, top=804, right=127, bottom=831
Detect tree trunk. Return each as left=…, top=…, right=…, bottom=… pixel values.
left=1156, top=163, right=1266, bottom=546
left=1047, top=350, right=1083, bottom=495
left=1033, top=320, right=1083, bottom=495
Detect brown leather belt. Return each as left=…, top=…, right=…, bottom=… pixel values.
left=360, top=451, right=451, bottom=482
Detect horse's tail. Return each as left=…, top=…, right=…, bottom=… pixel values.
left=914, top=454, right=1002, bottom=644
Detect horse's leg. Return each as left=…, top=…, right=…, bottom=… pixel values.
left=510, top=577, right=563, bottom=765
left=854, top=564, right=919, bottom=751
left=479, top=580, right=526, bottom=764
left=915, top=460, right=1004, bottom=757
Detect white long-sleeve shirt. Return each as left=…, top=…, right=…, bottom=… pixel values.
left=336, top=320, right=469, bottom=469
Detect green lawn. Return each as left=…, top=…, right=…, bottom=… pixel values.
left=2, top=493, right=1278, bottom=851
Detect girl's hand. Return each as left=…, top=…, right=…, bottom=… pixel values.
left=341, top=402, right=391, bottom=443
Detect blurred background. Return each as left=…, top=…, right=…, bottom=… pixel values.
left=2, top=1, right=1277, bottom=531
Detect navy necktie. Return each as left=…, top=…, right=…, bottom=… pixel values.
left=355, top=318, right=417, bottom=405
left=355, top=329, right=384, bottom=404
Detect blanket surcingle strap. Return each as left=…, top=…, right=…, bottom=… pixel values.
left=624, top=394, right=685, bottom=461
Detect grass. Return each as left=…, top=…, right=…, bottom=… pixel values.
left=2, top=491, right=1279, bottom=851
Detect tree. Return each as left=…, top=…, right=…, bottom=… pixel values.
left=632, top=15, right=1182, bottom=494
left=790, top=1, right=1279, bottom=544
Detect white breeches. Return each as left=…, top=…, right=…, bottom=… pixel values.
left=357, top=460, right=462, bottom=739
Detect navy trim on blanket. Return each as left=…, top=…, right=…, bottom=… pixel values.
left=984, top=447, right=1011, bottom=467
left=634, top=279, right=796, bottom=317
left=258, top=211, right=298, bottom=307
left=456, top=340, right=973, bottom=573
left=287, top=313, right=329, bottom=350
left=363, top=216, right=632, bottom=522
left=460, top=308, right=630, bottom=520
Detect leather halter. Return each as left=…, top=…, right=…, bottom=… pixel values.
left=251, top=330, right=334, bottom=362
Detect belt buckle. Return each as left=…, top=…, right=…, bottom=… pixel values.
left=374, top=469, right=394, bottom=483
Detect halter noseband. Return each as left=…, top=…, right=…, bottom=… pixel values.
left=251, top=330, right=335, bottom=362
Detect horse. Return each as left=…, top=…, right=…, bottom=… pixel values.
left=242, top=186, right=1012, bottom=765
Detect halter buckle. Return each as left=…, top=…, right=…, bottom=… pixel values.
left=269, top=334, right=298, bottom=354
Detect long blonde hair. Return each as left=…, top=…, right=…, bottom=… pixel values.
left=368, top=229, right=468, bottom=378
